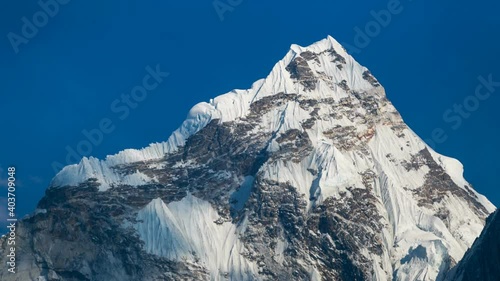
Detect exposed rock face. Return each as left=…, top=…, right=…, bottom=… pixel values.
left=445, top=210, right=500, bottom=281
left=0, top=36, right=496, bottom=281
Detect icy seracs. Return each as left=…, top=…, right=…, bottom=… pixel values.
left=43, top=35, right=496, bottom=280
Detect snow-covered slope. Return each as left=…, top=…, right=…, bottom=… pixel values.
left=2, top=36, right=495, bottom=281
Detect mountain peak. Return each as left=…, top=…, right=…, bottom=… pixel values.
left=289, top=35, right=348, bottom=57
left=3, top=36, right=496, bottom=281
left=51, top=35, right=381, bottom=190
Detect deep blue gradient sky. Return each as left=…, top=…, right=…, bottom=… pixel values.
left=1, top=0, right=499, bottom=225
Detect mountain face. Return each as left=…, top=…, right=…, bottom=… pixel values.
left=0, top=36, right=496, bottom=281
left=445, top=209, right=500, bottom=281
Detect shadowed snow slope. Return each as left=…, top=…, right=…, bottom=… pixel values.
left=445, top=210, right=500, bottom=281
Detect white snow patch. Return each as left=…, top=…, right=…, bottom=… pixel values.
left=135, top=195, right=258, bottom=280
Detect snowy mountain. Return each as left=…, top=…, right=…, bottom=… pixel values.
left=445, top=209, right=500, bottom=281
left=0, top=36, right=496, bottom=281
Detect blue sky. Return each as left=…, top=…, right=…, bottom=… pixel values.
left=0, top=0, right=499, bottom=226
